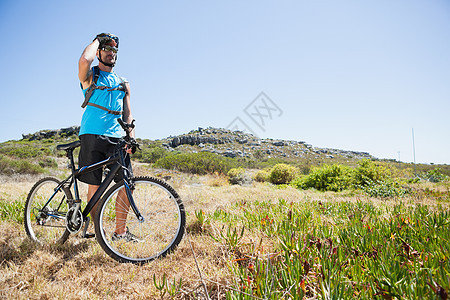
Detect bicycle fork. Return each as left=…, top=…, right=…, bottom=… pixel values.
left=123, top=179, right=144, bottom=223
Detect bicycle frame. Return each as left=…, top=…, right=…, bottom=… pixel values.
left=25, top=119, right=186, bottom=263
left=60, top=143, right=144, bottom=227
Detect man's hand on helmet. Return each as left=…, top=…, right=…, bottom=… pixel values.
left=94, top=33, right=119, bottom=48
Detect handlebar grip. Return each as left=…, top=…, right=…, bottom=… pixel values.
left=117, top=118, right=135, bottom=130
left=117, top=118, right=126, bottom=129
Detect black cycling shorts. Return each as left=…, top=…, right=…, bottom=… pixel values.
left=78, top=134, right=132, bottom=185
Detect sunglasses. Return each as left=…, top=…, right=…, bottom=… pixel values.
left=101, top=45, right=118, bottom=53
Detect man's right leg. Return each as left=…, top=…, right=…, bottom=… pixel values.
left=88, top=184, right=100, bottom=222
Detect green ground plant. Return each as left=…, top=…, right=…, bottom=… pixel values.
left=204, top=199, right=450, bottom=299
left=362, top=179, right=408, bottom=198
left=0, top=198, right=25, bottom=223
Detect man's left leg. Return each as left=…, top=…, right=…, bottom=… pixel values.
left=115, top=188, right=130, bottom=235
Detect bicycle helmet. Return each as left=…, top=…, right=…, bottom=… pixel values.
left=97, top=33, right=119, bottom=67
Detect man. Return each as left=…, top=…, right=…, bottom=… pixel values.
left=78, top=33, right=137, bottom=241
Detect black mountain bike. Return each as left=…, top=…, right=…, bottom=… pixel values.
left=24, top=120, right=185, bottom=264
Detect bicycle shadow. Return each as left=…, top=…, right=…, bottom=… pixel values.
left=0, top=235, right=91, bottom=266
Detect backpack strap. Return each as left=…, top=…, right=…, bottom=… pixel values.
left=81, top=66, right=126, bottom=115
left=85, top=103, right=122, bottom=115
left=81, top=66, right=100, bottom=108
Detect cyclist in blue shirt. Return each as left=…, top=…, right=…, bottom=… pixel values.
left=78, top=33, right=137, bottom=242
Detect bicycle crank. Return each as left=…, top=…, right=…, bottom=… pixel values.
left=65, top=207, right=84, bottom=234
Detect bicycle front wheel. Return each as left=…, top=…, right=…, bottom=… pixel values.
left=95, top=176, right=185, bottom=264
left=24, top=177, right=71, bottom=245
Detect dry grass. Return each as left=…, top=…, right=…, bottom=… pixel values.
left=0, top=169, right=448, bottom=299
left=0, top=171, right=301, bottom=299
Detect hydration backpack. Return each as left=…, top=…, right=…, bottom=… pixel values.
left=81, top=66, right=128, bottom=115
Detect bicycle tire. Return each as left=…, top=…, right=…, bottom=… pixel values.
left=94, top=176, right=185, bottom=264
left=24, top=177, right=71, bottom=245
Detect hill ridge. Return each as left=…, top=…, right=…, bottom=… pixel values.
left=21, top=126, right=373, bottom=162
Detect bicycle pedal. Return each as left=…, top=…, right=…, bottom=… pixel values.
left=83, top=232, right=95, bottom=239
left=82, top=216, right=93, bottom=238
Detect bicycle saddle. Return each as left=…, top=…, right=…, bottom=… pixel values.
left=57, top=140, right=81, bottom=151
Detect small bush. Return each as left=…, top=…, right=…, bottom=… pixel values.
left=39, top=157, right=58, bottom=168
left=227, top=167, right=245, bottom=185
left=407, top=177, right=420, bottom=184
left=227, top=167, right=244, bottom=178
left=134, top=146, right=168, bottom=163
left=0, top=156, right=45, bottom=175
left=254, top=169, right=270, bottom=182
left=0, top=143, right=52, bottom=158
left=154, top=152, right=237, bottom=175
left=352, top=159, right=390, bottom=187
left=292, top=164, right=352, bottom=192
left=268, top=163, right=298, bottom=184
left=423, top=168, right=449, bottom=183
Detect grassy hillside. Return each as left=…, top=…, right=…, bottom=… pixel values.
left=1, top=126, right=449, bottom=178
left=0, top=126, right=449, bottom=298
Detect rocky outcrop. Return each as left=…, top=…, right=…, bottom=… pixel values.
left=164, top=127, right=373, bottom=161
left=22, top=126, right=80, bottom=141
left=21, top=125, right=374, bottom=161
left=169, top=128, right=257, bottom=147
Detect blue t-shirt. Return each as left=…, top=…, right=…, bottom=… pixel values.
left=79, top=68, right=126, bottom=138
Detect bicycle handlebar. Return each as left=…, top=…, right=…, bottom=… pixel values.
left=117, top=119, right=140, bottom=153
left=117, top=118, right=135, bottom=135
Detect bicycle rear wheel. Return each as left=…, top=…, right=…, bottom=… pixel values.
left=95, top=176, right=185, bottom=264
left=24, top=177, right=71, bottom=245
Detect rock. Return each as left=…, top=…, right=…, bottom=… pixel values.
left=22, top=126, right=80, bottom=141
left=223, top=150, right=237, bottom=158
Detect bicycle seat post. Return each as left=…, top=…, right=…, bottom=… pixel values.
left=65, top=148, right=82, bottom=204
left=66, top=149, right=76, bottom=173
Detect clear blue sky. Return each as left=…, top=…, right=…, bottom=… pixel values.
left=1, top=0, right=449, bottom=164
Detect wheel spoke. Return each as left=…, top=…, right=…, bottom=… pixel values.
left=95, top=177, right=185, bottom=264
left=24, top=178, right=71, bottom=245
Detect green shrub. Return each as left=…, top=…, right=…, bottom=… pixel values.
left=39, top=157, right=58, bottom=168
left=352, top=159, right=390, bottom=187
left=134, top=146, right=168, bottom=163
left=227, top=167, right=244, bottom=184
left=254, top=169, right=270, bottom=182
left=268, top=163, right=298, bottom=184
left=407, top=177, right=420, bottom=184
left=291, top=164, right=352, bottom=192
left=227, top=167, right=244, bottom=178
left=227, top=167, right=252, bottom=185
left=0, top=143, right=52, bottom=158
left=154, top=152, right=237, bottom=175
left=423, top=168, right=449, bottom=183
left=0, top=156, right=45, bottom=174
